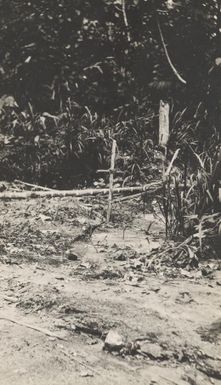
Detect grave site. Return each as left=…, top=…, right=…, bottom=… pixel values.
left=0, top=1, right=221, bottom=384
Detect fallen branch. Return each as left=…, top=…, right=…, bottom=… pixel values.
left=146, top=235, right=194, bottom=269
left=14, top=180, right=56, bottom=191
left=113, top=191, right=148, bottom=203
left=0, top=316, right=67, bottom=341
left=0, top=181, right=162, bottom=200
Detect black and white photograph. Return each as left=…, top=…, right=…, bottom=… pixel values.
left=0, top=1, right=220, bottom=384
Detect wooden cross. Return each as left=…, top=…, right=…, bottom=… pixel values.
left=96, top=139, right=117, bottom=223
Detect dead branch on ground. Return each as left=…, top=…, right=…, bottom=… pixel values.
left=0, top=316, right=67, bottom=341
left=0, top=181, right=162, bottom=200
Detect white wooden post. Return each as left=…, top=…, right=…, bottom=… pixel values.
left=159, top=100, right=170, bottom=147
left=159, top=100, right=170, bottom=180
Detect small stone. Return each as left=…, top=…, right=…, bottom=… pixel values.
left=113, top=250, right=127, bottom=261
left=79, top=370, right=94, bottom=378
left=0, top=183, right=6, bottom=192
left=104, top=330, right=125, bottom=351
left=48, top=337, right=56, bottom=341
left=140, top=342, right=164, bottom=360
left=149, top=286, right=160, bottom=293
left=132, top=260, right=143, bottom=270
left=65, top=249, right=79, bottom=261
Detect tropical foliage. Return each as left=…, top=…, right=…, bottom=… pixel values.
left=0, top=0, right=220, bottom=187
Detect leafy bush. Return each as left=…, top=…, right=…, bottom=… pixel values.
left=0, top=97, right=159, bottom=187
left=158, top=110, right=220, bottom=238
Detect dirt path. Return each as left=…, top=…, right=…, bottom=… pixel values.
left=0, top=262, right=220, bottom=385
left=0, top=197, right=221, bottom=384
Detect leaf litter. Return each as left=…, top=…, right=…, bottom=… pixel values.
left=0, top=192, right=220, bottom=384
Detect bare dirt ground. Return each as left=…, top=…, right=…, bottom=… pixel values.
left=0, top=196, right=221, bottom=385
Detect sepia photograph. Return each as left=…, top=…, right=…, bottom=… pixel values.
left=0, top=1, right=220, bottom=384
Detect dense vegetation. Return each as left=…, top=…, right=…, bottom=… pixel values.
left=0, top=0, right=220, bottom=189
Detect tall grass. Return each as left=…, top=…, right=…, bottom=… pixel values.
left=158, top=108, right=220, bottom=241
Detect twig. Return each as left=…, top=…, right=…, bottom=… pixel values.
left=60, top=349, right=100, bottom=375
left=113, top=191, right=145, bottom=203
left=0, top=316, right=67, bottom=341
left=177, top=235, right=193, bottom=248
left=160, top=376, right=178, bottom=385
left=146, top=251, right=165, bottom=269
left=14, top=180, right=56, bottom=191
left=146, top=235, right=193, bottom=269
left=115, top=182, right=188, bottom=203
left=3, top=296, right=18, bottom=303
left=157, top=18, right=187, bottom=85
left=122, top=0, right=131, bottom=42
